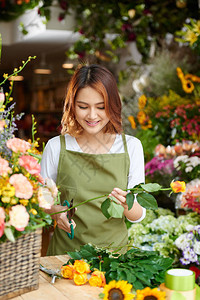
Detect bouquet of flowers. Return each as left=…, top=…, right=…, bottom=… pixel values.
left=0, top=58, right=59, bottom=243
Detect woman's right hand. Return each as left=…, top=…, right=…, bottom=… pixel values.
left=47, top=205, right=76, bottom=233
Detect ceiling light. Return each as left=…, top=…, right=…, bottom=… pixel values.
left=62, top=62, right=74, bottom=69
left=34, top=53, right=51, bottom=75
left=34, top=68, right=52, bottom=74
left=9, top=75, right=24, bottom=81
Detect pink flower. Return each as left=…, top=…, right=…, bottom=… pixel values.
left=6, top=137, right=31, bottom=153
left=0, top=120, right=6, bottom=131
left=0, top=207, right=5, bottom=237
left=38, top=186, right=55, bottom=209
left=19, top=155, right=41, bottom=175
left=9, top=174, right=33, bottom=199
left=0, top=156, right=12, bottom=176
left=9, top=205, right=29, bottom=231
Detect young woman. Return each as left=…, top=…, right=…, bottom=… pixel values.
left=40, top=64, right=146, bottom=255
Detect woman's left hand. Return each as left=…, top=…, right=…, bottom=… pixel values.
left=109, top=188, right=128, bottom=209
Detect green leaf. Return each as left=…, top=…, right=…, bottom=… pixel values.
left=126, top=193, right=134, bottom=210
left=101, top=198, right=111, bottom=219
left=107, top=201, right=124, bottom=218
left=137, top=193, right=158, bottom=210
left=4, top=227, right=15, bottom=243
left=140, top=183, right=162, bottom=192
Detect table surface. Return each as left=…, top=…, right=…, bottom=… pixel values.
left=12, top=255, right=102, bottom=300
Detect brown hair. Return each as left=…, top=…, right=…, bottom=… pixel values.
left=61, top=64, right=122, bottom=136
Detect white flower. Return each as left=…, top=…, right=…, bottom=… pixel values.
left=38, top=186, right=54, bottom=209
left=173, top=155, right=188, bottom=168
left=175, top=233, right=190, bottom=250
left=132, top=79, right=143, bottom=93
left=194, top=241, right=200, bottom=255
left=185, top=224, right=195, bottom=231
left=185, top=166, right=193, bottom=173
left=45, top=178, right=58, bottom=198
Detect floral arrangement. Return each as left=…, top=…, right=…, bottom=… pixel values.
left=175, top=224, right=200, bottom=268
left=173, top=155, right=200, bottom=182
left=128, top=68, right=200, bottom=146
left=176, top=179, right=200, bottom=213
left=128, top=211, right=200, bottom=265
left=176, top=18, right=200, bottom=55
left=0, top=57, right=59, bottom=242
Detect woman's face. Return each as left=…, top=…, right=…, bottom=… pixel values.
left=75, top=86, right=109, bottom=136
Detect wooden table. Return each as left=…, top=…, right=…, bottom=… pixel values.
left=12, top=255, right=102, bottom=300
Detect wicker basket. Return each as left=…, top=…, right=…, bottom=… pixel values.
left=0, top=228, right=42, bottom=300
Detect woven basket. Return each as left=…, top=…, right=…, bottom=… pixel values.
left=0, top=228, right=42, bottom=300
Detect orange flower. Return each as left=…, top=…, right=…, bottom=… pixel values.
left=61, top=264, right=75, bottom=279
left=128, top=116, right=136, bottom=129
left=138, top=94, right=147, bottom=110
left=89, top=270, right=106, bottom=287
left=73, top=272, right=88, bottom=285
left=137, top=111, right=147, bottom=125
left=171, top=181, right=186, bottom=193
left=73, top=260, right=91, bottom=274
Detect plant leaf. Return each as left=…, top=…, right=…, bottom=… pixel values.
left=101, top=198, right=111, bottom=219
left=107, top=201, right=124, bottom=218
left=126, top=193, right=134, bottom=210
left=137, top=193, right=158, bottom=209
left=140, top=183, right=162, bottom=192
left=4, top=227, right=15, bottom=243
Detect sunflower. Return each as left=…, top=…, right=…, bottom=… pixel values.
left=181, top=79, right=194, bottom=93
left=103, top=280, right=135, bottom=300
left=136, top=287, right=166, bottom=300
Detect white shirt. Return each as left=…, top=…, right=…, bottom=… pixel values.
left=40, top=134, right=146, bottom=222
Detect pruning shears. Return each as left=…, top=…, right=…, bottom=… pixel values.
left=39, top=264, right=61, bottom=284
left=63, top=199, right=75, bottom=239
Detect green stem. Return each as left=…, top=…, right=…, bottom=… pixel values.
left=50, top=193, right=109, bottom=216
left=0, top=56, right=36, bottom=86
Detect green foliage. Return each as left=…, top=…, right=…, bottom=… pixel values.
left=67, top=243, right=173, bottom=290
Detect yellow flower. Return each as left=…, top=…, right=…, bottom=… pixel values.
left=3, top=73, right=8, bottom=79
left=137, top=111, right=147, bottom=125
left=19, top=199, right=29, bottom=206
left=61, top=264, right=75, bottom=279
left=89, top=270, right=106, bottom=287
left=2, top=184, right=15, bottom=198
left=1, top=196, right=11, bottom=203
left=185, top=30, right=198, bottom=45
left=128, top=116, right=137, bottom=129
left=138, top=95, right=147, bottom=110
left=103, top=280, right=134, bottom=300
left=29, top=208, right=37, bottom=215
left=136, top=287, right=166, bottom=300
left=170, top=181, right=186, bottom=193
left=176, top=67, right=184, bottom=79
left=73, top=272, right=88, bottom=286
left=185, top=73, right=200, bottom=83
left=10, top=198, right=18, bottom=205
left=182, top=79, right=194, bottom=93
left=73, top=260, right=91, bottom=274
left=193, top=20, right=200, bottom=34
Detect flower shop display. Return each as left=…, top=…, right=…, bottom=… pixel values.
left=175, top=179, right=200, bottom=213
left=128, top=211, right=200, bottom=265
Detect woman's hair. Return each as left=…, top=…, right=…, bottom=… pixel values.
left=61, top=64, right=122, bottom=136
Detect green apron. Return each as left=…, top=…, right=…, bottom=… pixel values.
left=47, top=134, right=130, bottom=255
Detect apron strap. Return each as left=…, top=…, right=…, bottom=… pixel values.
left=122, top=132, right=128, bottom=153
left=60, top=135, right=66, bottom=153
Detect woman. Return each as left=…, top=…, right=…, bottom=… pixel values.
left=40, top=64, right=146, bottom=255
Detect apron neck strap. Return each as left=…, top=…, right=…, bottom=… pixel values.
left=60, top=135, right=66, bottom=152
left=121, top=132, right=128, bottom=153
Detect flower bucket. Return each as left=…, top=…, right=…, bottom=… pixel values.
left=0, top=228, right=42, bottom=300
